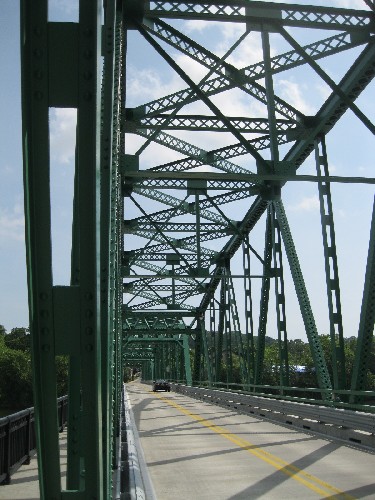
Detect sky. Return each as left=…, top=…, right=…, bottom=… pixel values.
left=0, top=0, right=374, bottom=345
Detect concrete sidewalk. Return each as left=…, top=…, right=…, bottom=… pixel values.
left=0, top=430, right=67, bottom=500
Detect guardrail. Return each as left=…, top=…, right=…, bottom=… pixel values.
left=171, top=384, right=375, bottom=448
left=0, top=396, right=68, bottom=485
left=121, top=384, right=156, bottom=500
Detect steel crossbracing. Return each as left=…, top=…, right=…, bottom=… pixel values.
left=20, top=0, right=375, bottom=498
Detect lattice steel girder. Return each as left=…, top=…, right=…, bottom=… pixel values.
left=133, top=29, right=370, bottom=121
left=129, top=190, right=255, bottom=231
left=131, top=178, right=261, bottom=191
left=123, top=314, right=187, bottom=329
left=133, top=186, right=228, bottom=224
left=127, top=295, right=197, bottom=310
left=198, top=40, right=375, bottom=314
left=148, top=17, right=372, bottom=85
left=132, top=128, right=261, bottom=176
left=124, top=282, right=206, bottom=294
left=126, top=114, right=296, bottom=133
left=284, top=42, right=375, bottom=170
left=145, top=1, right=374, bottom=32
left=124, top=336, right=185, bottom=343
left=124, top=221, right=228, bottom=233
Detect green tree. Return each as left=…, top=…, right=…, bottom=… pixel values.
left=0, top=335, right=33, bottom=410
left=4, top=327, right=31, bottom=352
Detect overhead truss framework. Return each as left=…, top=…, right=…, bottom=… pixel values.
left=122, top=0, right=375, bottom=397
left=21, top=0, right=375, bottom=498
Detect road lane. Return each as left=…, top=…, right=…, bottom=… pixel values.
left=127, top=382, right=375, bottom=499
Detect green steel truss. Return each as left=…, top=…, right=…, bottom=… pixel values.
left=20, top=0, right=375, bottom=497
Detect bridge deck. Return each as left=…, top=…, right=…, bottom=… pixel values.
left=128, top=382, right=375, bottom=499
left=0, top=430, right=67, bottom=500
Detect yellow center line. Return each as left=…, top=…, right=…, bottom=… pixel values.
left=153, top=392, right=355, bottom=500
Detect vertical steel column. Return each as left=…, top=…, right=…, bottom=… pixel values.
left=67, top=155, right=82, bottom=490
left=209, top=297, right=217, bottom=379
left=242, top=235, right=255, bottom=385
left=223, top=270, right=233, bottom=384
left=273, top=200, right=333, bottom=399
left=350, top=196, right=375, bottom=401
left=20, top=1, right=61, bottom=495
left=315, top=137, right=346, bottom=390
left=270, top=203, right=290, bottom=389
left=227, top=275, right=248, bottom=383
left=193, top=323, right=202, bottom=384
left=255, top=210, right=272, bottom=385
left=76, top=1, right=104, bottom=495
left=199, top=316, right=213, bottom=386
left=183, top=334, right=193, bottom=385
left=100, top=1, right=118, bottom=494
left=215, top=278, right=225, bottom=383
left=261, top=29, right=279, bottom=167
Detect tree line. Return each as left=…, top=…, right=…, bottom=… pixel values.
left=0, top=325, right=68, bottom=413
left=207, top=334, right=375, bottom=389
left=1, top=325, right=374, bottom=413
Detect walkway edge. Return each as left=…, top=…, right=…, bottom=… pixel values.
left=123, top=384, right=157, bottom=500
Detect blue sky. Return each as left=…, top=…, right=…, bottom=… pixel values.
left=0, top=0, right=374, bottom=344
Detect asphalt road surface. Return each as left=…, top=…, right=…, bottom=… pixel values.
left=127, top=382, right=375, bottom=500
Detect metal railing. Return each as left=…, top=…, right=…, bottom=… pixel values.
left=170, top=384, right=375, bottom=448
left=0, top=396, right=68, bottom=485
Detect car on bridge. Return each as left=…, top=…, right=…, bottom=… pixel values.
left=152, top=380, right=171, bottom=392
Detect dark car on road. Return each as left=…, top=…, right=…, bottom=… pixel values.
left=152, top=380, right=171, bottom=392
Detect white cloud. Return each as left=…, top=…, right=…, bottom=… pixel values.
left=276, top=79, right=315, bottom=115
left=49, top=108, right=77, bottom=165
left=288, top=195, right=320, bottom=212
left=127, top=67, right=184, bottom=106
left=0, top=204, right=25, bottom=244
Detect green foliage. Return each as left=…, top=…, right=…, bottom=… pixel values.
left=123, top=366, right=133, bottom=382
left=0, top=326, right=69, bottom=410
left=4, top=327, right=31, bottom=352
left=0, top=335, right=33, bottom=409
left=56, top=355, right=69, bottom=397
left=202, top=330, right=375, bottom=392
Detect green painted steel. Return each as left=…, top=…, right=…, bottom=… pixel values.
left=21, top=1, right=61, bottom=496
left=315, top=137, right=346, bottom=391
left=20, top=0, right=375, bottom=496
